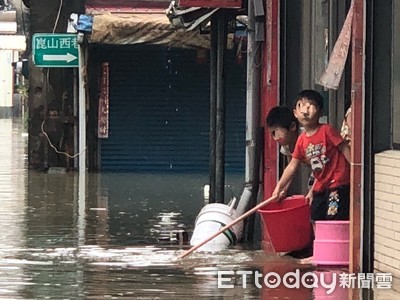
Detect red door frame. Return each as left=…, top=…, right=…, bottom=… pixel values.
left=261, top=0, right=279, bottom=199
left=349, top=0, right=364, bottom=298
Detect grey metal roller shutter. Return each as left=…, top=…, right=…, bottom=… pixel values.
left=95, top=45, right=245, bottom=173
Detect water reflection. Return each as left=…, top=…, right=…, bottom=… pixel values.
left=0, top=119, right=353, bottom=299
left=150, top=212, right=187, bottom=243
left=261, top=261, right=313, bottom=299
left=0, top=119, right=27, bottom=298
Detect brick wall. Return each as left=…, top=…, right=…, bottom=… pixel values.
left=375, top=150, right=400, bottom=292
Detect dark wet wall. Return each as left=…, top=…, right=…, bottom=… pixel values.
left=27, top=0, right=84, bottom=170
left=371, top=0, right=392, bottom=152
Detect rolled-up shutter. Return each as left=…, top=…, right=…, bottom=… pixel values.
left=94, top=45, right=245, bottom=173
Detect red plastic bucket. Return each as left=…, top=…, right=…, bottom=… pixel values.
left=258, top=195, right=312, bottom=252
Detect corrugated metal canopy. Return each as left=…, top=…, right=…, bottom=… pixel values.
left=89, top=12, right=210, bottom=49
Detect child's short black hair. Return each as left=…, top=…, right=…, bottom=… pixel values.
left=266, top=106, right=299, bottom=130
left=295, top=89, right=324, bottom=110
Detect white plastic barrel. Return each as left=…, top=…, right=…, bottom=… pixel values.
left=190, top=202, right=243, bottom=251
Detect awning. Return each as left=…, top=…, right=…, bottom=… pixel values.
left=89, top=12, right=210, bottom=49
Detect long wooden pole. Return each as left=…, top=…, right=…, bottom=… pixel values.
left=178, top=195, right=278, bottom=259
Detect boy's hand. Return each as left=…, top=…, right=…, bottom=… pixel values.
left=305, top=189, right=313, bottom=205
left=306, top=175, right=316, bottom=205
left=272, top=187, right=286, bottom=201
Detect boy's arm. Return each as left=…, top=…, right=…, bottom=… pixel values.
left=272, top=158, right=301, bottom=200
left=305, top=176, right=317, bottom=204
left=338, top=141, right=351, bottom=163
left=281, top=156, right=293, bottom=193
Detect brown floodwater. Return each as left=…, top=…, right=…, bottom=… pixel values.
left=0, top=119, right=359, bottom=299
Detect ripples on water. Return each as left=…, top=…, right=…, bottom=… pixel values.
left=0, top=119, right=345, bottom=299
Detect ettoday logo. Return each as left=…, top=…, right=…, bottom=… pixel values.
left=217, top=269, right=391, bottom=293
left=217, top=269, right=338, bottom=294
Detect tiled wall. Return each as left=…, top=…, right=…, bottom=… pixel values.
left=375, top=150, right=400, bottom=291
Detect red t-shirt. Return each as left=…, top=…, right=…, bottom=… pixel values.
left=292, top=124, right=350, bottom=192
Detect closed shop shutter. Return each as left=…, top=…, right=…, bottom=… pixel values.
left=93, top=45, right=245, bottom=173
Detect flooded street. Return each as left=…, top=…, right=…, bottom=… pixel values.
left=0, top=118, right=355, bottom=299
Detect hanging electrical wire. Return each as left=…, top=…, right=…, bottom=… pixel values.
left=40, top=0, right=84, bottom=163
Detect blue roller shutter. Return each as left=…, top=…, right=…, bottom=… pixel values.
left=94, top=45, right=245, bottom=173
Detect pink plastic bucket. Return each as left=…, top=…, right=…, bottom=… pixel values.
left=313, top=221, right=350, bottom=266
left=315, top=220, right=350, bottom=240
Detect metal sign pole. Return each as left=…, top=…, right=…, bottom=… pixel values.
left=77, top=35, right=86, bottom=247
left=78, top=40, right=86, bottom=175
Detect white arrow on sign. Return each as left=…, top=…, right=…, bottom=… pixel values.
left=43, top=52, right=77, bottom=63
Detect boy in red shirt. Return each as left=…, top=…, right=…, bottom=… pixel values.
left=272, top=89, right=351, bottom=222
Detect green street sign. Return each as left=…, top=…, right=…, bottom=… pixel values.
left=32, top=33, right=79, bottom=68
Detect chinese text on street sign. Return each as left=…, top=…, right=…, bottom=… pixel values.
left=32, top=33, right=79, bottom=68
